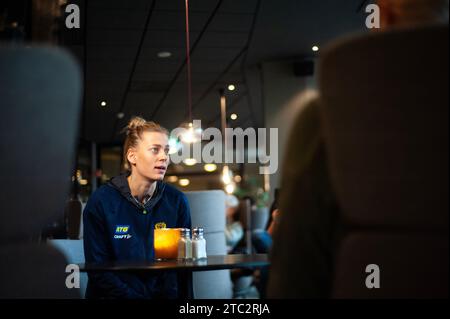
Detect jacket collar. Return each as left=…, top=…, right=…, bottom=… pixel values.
left=108, top=172, right=166, bottom=211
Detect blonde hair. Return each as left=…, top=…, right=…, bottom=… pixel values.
left=122, top=116, right=169, bottom=171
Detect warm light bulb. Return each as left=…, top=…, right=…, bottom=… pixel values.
left=167, top=176, right=178, bottom=183
left=180, top=127, right=199, bottom=144
left=225, top=183, right=235, bottom=194
left=222, top=166, right=232, bottom=184
left=228, top=84, right=236, bottom=91
left=230, top=113, right=238, bottom=120
left=183, top=158, right=197, bottom=166
left=312, top=45, right=319, bottom=52
left=234, top=175, right=242, bottom=183
left=204, top=163, right=217, bottom=172
left=179, top=179, right=190, bottom=186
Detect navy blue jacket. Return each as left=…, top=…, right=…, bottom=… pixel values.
left=83, top=173, right=191, bottom=299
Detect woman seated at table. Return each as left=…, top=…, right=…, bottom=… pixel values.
left=83, top=117, right=191, bottom=299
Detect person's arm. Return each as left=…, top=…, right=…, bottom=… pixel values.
left=225, top=221, right=244, bottom=248
left=83, top=200, right=146, bottom=299
left=267, top=209, right=280, bottom=237
left=176, top=193, right=192, bottom=229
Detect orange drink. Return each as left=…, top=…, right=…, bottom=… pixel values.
left=154, top=228, right=182, bottom=259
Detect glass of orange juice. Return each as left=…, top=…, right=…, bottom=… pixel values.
left=154, top=228, right=182, bottom=260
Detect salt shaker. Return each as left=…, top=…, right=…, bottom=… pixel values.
left=177, top=228, right=192, bottom=259
left=192, top=227, right=207, bottom=259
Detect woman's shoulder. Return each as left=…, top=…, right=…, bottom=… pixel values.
left=84, top=184, right=121, bottom=209
left=161, top=181, right=187, bottom=200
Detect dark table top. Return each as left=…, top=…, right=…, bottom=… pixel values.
left=79, top=254, right=269, bottom=273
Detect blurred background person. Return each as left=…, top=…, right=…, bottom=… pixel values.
left=224, top=194, right=244, bottom=253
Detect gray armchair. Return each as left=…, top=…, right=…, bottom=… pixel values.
left=0, top=46, right=82, bottom=298
left=185, top=190, right=233, bottom=299
left=320, top=24, right=448, bottom=298
left=268, top=24, right=448, bottom=298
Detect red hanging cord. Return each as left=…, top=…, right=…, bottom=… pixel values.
left=185, top=0, right=193, bottom=123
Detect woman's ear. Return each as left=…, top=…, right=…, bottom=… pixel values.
left=127, top=148, right=137, bottom=166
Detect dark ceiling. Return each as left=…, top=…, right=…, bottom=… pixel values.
left=63, top=0, right=366, bottom=145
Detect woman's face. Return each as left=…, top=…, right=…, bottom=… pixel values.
left=128, top=131, right=170, bottom=182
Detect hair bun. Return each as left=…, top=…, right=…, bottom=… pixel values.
left=126, top=116, right=146, bottom=135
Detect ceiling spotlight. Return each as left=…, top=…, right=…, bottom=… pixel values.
left=312, top=45, right=319, bottom=52
left=167, top=175, right=178, bottom=183
left=230, top=113, right=238, bottom=120
left=183, top=158, right=197, bottom=166
left=100, top=101, right=107, bottom=107
left=157, top=51, right=172, bottom=58
left=227, top=84, right=236, bottom=91
left=204, top=164, right=217, bottom=172
left=117, top=112, right=124, bottom=119
left=179, top=178, right=190, bottom=187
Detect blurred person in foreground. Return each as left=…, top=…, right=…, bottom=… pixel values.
left=267, top=0, right=448, bottom=298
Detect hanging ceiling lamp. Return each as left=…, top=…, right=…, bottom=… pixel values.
left=219, top=88, right=234, bottom=192
left=178, top=0, right=201, bottom=144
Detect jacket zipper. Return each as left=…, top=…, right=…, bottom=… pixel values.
left=127, top=194, right=155, bottom=260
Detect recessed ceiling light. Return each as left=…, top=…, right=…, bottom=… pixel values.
left=157, top=51, right=172, bottom=58
left=100, top=101, right=107, bottom=106
left=228, top=84, right=236, bottom=91
left=204, top=164, right=217, bottom=172
left=167, top=175, right=178, bottom=183
left=312, top=45, right=319, bottom=52
left=117, top=112, right=124, bottom=119
left=230, top=113, right=238, bottom=120
left=183, top=158, right=197, bottom=166
left=179, top=178, right=190, bottom=186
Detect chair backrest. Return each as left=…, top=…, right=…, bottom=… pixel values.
left=49, top=239, right=87, bottom=298
left=318, top=25, right=449, bottom=298
left=185, top=190, right=233, bottom=299
left=0, top=242, right=81, bottom=298
left=0, top=46, right=82, bottom=298
left=239, top=201, right=269, bottom=253
left=0, top=46, right=82, bottom=241
left=251, top=207, right=269, bottom=231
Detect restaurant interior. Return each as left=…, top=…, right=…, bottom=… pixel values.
left=0, top=0, right=448, bottom=300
